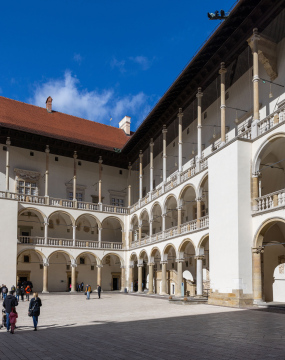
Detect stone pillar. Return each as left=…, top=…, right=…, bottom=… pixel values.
left=5, top=137, right=11, bottom=192
left=177, top=109, right=183, bottom=173
left=97, top=265, right=103, bottom=286
left=177, top=259, right=184, bottom=297
left=73, top=151, right=77, bottom=205
left=219, top=63, right=227, bottom=145
left=162, top=214, right=166, bottom=232
left=196, top=197, right=202, bottom=229
left=177, top=207, right=182, bottom=234
left=149, top=220, right=153, bottom=237
left=160, top=261, right=167, bottom=295
left=129, top=265, right=134, bottom=292
left=138, top=224, right=142, bottom=244
left=72, top=225, right=76, bottom=247
left=98, top=156, right=103, bottom=204
left=252, top=247, right=264, bottom=303
left=195, top=255, right=204, bottom=296
left=150, top=138, right=154, bottom=192
left=249, top=28, right=260, bottom=138
left=120, top=266, right=125, bottom=291
left=148, top=263, right=154, bottom=294
left=98, top=226, right=102, bottom=247
left=42, top=260, right=49, bottom=293
left=139, top=150, right=143, bottom=200
left=44, top=218, right=49, bottom=245
left=129, top=230, right=132, bottom=246
left=71, top=260, right=77, bottom=293
left=252, top=173, right=259, bottom=211
left=138, top=264, right=143, bottom=293
left=162, top=125, right=167, bottom=182
left=128, top=162, right=132, bottom=207
left=196, top=88, right=203, bottom=162
left=45, top=145, right=50, bottom=203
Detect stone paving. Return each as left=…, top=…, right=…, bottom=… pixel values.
left=0, top=292, right=285, bottom=359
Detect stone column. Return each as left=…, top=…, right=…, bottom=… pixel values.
left=162, top=214, right=166, bottom=232
left=252, top=247, right=264, bottom=303
left=162, top=125, right=167, bottom=182
left=129, top=229, right=133, bottom=246
left=5, top=137, right=11, bottom=192
left=42, top=260, right=49, bottom=293
left=138, top=264, right=143, bottom=293
left=196, top=197, right=202, bottom=229
left=177, top=207, right=182, bottom=234
left=72, top=225, right=77, bottom=247
left=249, top=28, right=260, bottom=138
left=195, top=255, right=204, bottom=296
left=129, top=265, right=134, bottom=292
left=98, top=156, right=103, bottom=205
left=44, top=218, right=49, bottom=245
left=160, top=261, right=168, bottom=295
left=128, top=162, right=132, bottom=207
left=149, top=220, right=153, bottom=237
left=139, top=150, right=143, bottom=200
left=150, top=138, right=154, bottom=192
left=196, top=88, right=203, bottom=162
left=70, top=260, right=77, bottom=293
left=97, top=265, right=103, bottom=286
left=45, top=145, right=50, bottom=204
left=148, top=263, right=154, bottom=294
left=120, top=266, right=125, bottom=291
left=219, top=63, right=227, bottom=145
left=98, top=226, right=102, bottom=247
left=177, top=109, right=183, bottom=173
left=177, top=259, right=184, bottom=297
left=252, top=173, right=259, bottom=211
left=73, top=151, right=77, bottom=206
left=138, top=224, right=142, bottom=244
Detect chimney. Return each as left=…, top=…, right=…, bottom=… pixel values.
left=119, top=116, right=131, bottom=135
left=46, top=96, right=53, bottom=113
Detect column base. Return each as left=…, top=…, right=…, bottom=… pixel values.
left=253, top=299, right=264, bottom=305
left=42, top=291, right=49, bottom=294
left=69, top=291, right=77, bottom=294
left=147, top=291, right=154, bottom=295
left=160, top=292, right=168, bottom=296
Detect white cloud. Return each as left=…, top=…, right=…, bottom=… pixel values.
left=73, top=53, right=83, bottom=64
left=129, top=56, right=151, bottom=70
left=110, top=58, right=126, bottom=73
left=29, top=71, right=152, bottom=128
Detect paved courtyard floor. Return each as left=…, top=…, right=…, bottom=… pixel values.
left=1, top=292, right=285, bottom=359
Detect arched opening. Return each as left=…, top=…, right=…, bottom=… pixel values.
left=48, top=251, right=73, bottom=292
left=131, top=215, right=139, bottom=242
left=75, top=252, right=98, bottom=291
left=75, top=214, right=99, bottom=243
left=139, top=250, right=148, bottom=291
left=164, top=196, right=178, bottom=230
left=101, top=217, right=122, bottom=243
left=48, top=212, right=73, bottom=241
left=197, top=235, right=210, bottom=296
left=162, top=244, right=177, bottom=295
left=179, top=186, right=196, bottom=223
left=198, top=175, right=209, bottom=219
left=18, top=209, right=45, bottom=243
left=129, top=253, right=138, bottom=292
left=151, top=203, right=162, bottom=235
left=140, top=210, right=150, bottom=238
left=150, top=248, right=161, bottom=294
left=17, top=249, right=44, bottom=292
left=179, top=239, right=196, bottom=296
left=101, top=253, right=122, bottom=290
left=254, top=220, right=285, bottom=302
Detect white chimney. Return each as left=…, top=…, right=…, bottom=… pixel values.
left=119, top=116, right=131, bottom=135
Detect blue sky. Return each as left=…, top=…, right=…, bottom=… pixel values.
left=1, top=0, right=234, bottom=131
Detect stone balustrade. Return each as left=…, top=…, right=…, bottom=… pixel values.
left=254, top=188, right=285, bottom=213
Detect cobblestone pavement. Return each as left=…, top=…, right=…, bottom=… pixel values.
left=0, top=292, right=285, bottom=359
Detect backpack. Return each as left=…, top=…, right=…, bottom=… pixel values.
left=2, top=287, right=7, bottom=294
left=11, top=286, right=15, bottom=292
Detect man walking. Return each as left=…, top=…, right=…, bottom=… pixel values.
left=97, top=285, right=101, bottom=299
left=86, top=284, right=91, bottom=300
left=3, top=291, right=18, bottom=332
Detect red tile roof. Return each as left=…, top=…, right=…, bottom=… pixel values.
left=0, top=96, right=131, bottom=151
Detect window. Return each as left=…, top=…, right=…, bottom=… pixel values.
left=68, top=192, right=83, bottom=202
left=80, top=257, right=85, bottom=265
left=19, top=180, right=37, bottom=196
left=66, top=183, right=86, bottom=202
left=55, top=157, right=59, bottom=161
left=30, top=151, right=34, bottom=156
left=111, top=198, right=124, bottom=207
left=23, top=255, right=30, bottom=263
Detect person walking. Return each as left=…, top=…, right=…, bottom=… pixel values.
left=9, top=307, right=18, bottom=334
left=81, top=282, right=84, bottom=292
left=2, top=285, right=8, bottom=300
left=28, top=292, right=42, bottom=331
left=97, top=285, right=101, bottom=299
left=25, top=285, right=31, bottom=301
left=15, top=286, right=21, bottom=302
left=20, top=286, right=25, bottom=301
left=86, top=284, right=91, bottom=300
left=3, top=291, right=18, bottom=332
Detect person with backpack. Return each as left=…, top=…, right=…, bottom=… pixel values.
left=9, top=307, right=18, bottom=334
left=2, top=285, right=8, bottom=300
left=15, top=286, right=21, bottom=302
left=28, top=292, right=42, bottom=331
left=25, top=285, right=31, bottom=301
left=11, top=285, right=16, bottom=294
left=86, top=284, right=91, bottom=299
left=3, top=291, right=18, bottom=332
left=20, top=286, right=25, bottom=301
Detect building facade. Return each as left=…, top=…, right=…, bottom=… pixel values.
left=1, top=0, right=285, bottom=306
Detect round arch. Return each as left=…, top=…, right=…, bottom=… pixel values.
left=131, top=214, right=139, bottom=225
left=18, top=207, right=46, bottom=222
left=162, top=243, right=177, bottom=260
left=150, top=202, right=163, bottom=220
left=75, top=213, right=101, bottom=228
left=253, top=217, right=285, bottom=248
left=197, top=234, right=209, bottom=254
left=47, top=250, right=74, bottom=262
left=163, top=194, right=178, bottom=214
left=150, top=247, right=161, bottom=259
left=197, top=172, right=208, bottom=198
left=139, top=249, right=149, bottom=261
left=102, top=216, right=124, bottom=232
left=178, top=238, right=196, bottom=254
left=48, top=210, right=75, bottom=226
left=178, top=184, right=197, bottom=206
left=17, top=248, right=45, bottom=262
left=139, top=208, right=150, bottom=221
left=75, top=251, right=100, bottom=265
left=101, top=252, right=124, bottom=267
left=130, top=252, right=138, bottom=262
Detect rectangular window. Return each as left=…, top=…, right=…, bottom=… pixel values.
left=68, top=192, right=83, bottom=201
left=111, top=198, right=124, bottom=207
left=18, top=180, right=37, bottom=196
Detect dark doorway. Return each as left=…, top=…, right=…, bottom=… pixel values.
left=113, top=277, right=119, bottom=290
left=68, top=277, right=71, bottom=291
left=19, top=277, right=28, bottom=283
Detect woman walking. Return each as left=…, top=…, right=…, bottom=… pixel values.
left=9, top=307, right=18, bottom=334
left=28, top=292, right=42, bottom=331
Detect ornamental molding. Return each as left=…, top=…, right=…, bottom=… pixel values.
left=14, top=168, right=41, bottom=181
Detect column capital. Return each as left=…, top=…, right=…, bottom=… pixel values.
left=71, top=259, right=77, bottom=267
left=73, top=151, right=77, bottom=159
left=44, top=219, right=49, bottom=226
left=177, top=206, right=182, bottom=211
left=177, top=108, right=184, bottom=118
left=128, top=162, right=132, bottom=171
left=129, top=265, right=134, bottom=269
left=219, top=62, right=227, bottom=75
left=72, top=225, right=77, bottom=229
left=195, top=197, right=203, bottom=202
left=147, top=262, right=155, bottom=266
left=97, top=264, right=103, bottom=268
left=99, top=156, right=103, bottom=164
left=196, top=87, right=203, bottom=98
left=252, top=247, right=264, bottom=254
left=45, top=145, right=50, bottom=154
left=176, top=258, right=185, bottom=263
left=120, top=266, right=125, bottom=269
left=252, top=171, right=261, bottom=178
left=6, top=137, right=11, bottom=146
left=162, top=125, right=167, bottom=134
left=43, top=258, right=49, bottom=266
left=160, top=261, right=168, bottom=265
left=150, top=138, right=154, bottom=146
left=195, top=255, right=205, bottom=260
left=137, top=263, right=144, bottom=268
left=250, top=28, right=260, bottom=43
left=139, top=150, right=143, bottom=159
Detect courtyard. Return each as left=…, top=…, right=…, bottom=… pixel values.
left=0, top=293, right=285, bottom=359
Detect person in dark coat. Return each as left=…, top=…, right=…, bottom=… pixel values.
left=28, top=292, right=42, bottom=331
left=97, top=285, right=101, bottom=299
left=3, top=291, right=18, bottom=332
